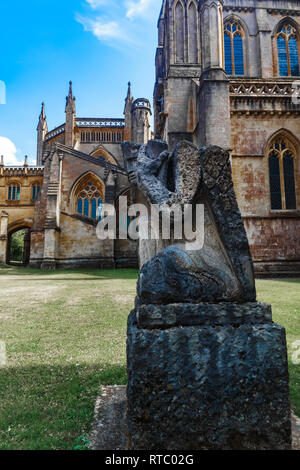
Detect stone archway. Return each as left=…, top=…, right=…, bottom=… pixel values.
left=6, top=220, right=33, bottom=266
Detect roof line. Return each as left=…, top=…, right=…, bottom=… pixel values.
left=53, top=143, right=127, bottom=176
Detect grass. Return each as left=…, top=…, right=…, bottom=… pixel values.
left=256, top=279, right=300, bottom=418
left=0, top=265, right=134, bottom=450
left=0, top=265, right=299, bottom=449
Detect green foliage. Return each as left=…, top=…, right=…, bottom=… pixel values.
left=9, top=230, right=25, bottom=262
left=73, top=435, right=91, bottom=450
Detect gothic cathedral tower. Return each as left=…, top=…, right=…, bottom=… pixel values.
left=154, top=0, right=230, bottom=150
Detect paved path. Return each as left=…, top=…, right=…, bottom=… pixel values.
left=90, top=386, right=127, bottom=450
left=91, top=386, right=300, bottom=450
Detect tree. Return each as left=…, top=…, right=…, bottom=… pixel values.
left=10, top=229, right=25, bottom=262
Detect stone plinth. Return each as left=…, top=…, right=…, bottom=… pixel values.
left=127, top=302, right=291, bottom=450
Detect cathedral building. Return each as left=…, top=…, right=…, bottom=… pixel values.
left=154, top=0, right=300, bottom=276
left=1, top=0, right=300, bottom=275
left=0, top=82, right=151, bottom=268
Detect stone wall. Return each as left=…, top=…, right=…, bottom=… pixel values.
left=29, top=147, right=136, bottom=269
left=0, top=170, right=43, bottom=264
left=154, top=0, right=300, bottom=274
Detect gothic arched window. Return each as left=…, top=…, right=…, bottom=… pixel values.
left=116, top=188, right=132, bottom=238
left=187, top=1, right=198, bottom=63
left=73, top=174, right=105, bottom=220
left=175, top=1, right=184, bottom=63
left=8, top=183, right=20, bottom=201
left=276, top=24, right=299, bottom=76
left=32, top=183, right=41, bottom=201
left=268, top=137, right=297, bottom=211
left=90, top=146, right=118, bottom=165
left=224, top=21, right=245, bottom=76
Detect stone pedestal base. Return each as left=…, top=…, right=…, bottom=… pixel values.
left=127, top=302, right=291, bottom=450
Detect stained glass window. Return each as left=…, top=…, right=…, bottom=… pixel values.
left=75, top=176, right=104, bottom=220
left=234, top=34, right=244, bottom=75
left=283, top=152, right=297, bottom=210
left=84, top=198, right=89, bottom=217
left=8, top=184, right=20, bottom=201
left=268, top=137, right=297, bottom=211
left=277, top=35, right=288, bottom=76
left=77, top=198, right=83, bottom=214
left=116, top=189, right=131, bottom=238
left=277, top=24, right=299, bottom=77
left=32, top=184, right=40, bottom=201
left=224, top=21, right=245, bottom=76
left=269, top=152, right=282, bottom=210
left=289, top=36, right=300, bottom=76
left=224, top=33, right=232, bottom=75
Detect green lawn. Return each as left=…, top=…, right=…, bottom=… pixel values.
left=256, top=279, right=300, bottom=419
left=0, top=265, right=299, bottom=450
left=0, top=266, right=134, bottom=450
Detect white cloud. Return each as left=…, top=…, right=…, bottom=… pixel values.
left=125, top=0, right=152, bottom=19
left=76, top=15, right=128, bottom=42
left=0, top=137, right=23, bottom=166
left=78, top=0, right=161, bottom=45
left=86, top=0, right=109, bottom=9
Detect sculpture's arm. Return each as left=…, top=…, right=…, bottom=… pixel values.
left=136, top=145, right=175, bottom=206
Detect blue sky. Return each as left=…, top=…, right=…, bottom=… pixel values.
left=0, top=0, right=162, bottom=164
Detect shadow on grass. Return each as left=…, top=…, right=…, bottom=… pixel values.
left=0, top=363, right=127, bottom=450
left=0, top=266, right=138, bottom=281
left=0, top=361, right=298, bottom=450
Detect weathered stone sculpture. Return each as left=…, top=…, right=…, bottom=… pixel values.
left=124, top=140, right=291, bottom=450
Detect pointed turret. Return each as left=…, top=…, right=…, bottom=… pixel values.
left=65, top=81, right=76, bottom=148
left=24, top=155, right=28, bottom=175
left=124, top=82, right=134, bottom=141
left=37, top=102, right=47, bottom=129
left=36, top=102, right=48, bottom=166
left=126, top=81, right=132, bottom=102
left=65, top=81, right=76, bottom=113
left=131, top=98, right=152, bottom=144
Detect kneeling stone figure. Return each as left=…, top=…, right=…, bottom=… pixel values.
left=124, top=140, right=291, bottom=450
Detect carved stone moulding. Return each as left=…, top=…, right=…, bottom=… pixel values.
left=136, top=301, right=272, bottom=329
left=224, top=6, right=254, bottom=13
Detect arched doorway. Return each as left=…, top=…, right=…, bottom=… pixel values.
left=7, top=227, right=31, bottom=266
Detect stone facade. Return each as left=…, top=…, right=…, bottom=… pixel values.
left=1, top=0, right=300, bottom=273
left=0, top=157, right=43, bottom=264
left=154, top=0, right=300, bottom=276
left=0, top=82, right=151, bottom=268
